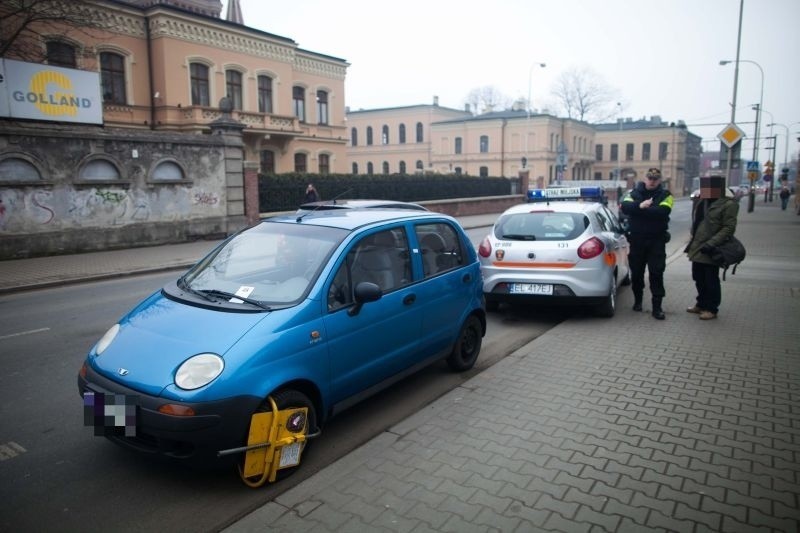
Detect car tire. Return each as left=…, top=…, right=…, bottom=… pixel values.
left=446, top=315, right=483, bottom=371
left=241, top=389, right=318, bottom=483
left=595, top=278, right=616, bottom=318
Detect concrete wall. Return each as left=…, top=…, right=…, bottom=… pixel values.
left=0, top=121, right=247, bottom=259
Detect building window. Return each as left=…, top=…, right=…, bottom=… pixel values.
left=642, top=142, right=651, bottom=161
left=319, top=154, right=330, bottom=175
left=190, top=63, right=210, bottom=106
left=416, top=122, right=423, bottom=143
left=79, top=159, right=120, bottom=181
left=399, top=124, right=406, bottom=144
left=382, top=161, right=390, bottom=174
left=399, top=161, right=406, bottom=173
left=594, top=171, right=602, bottom=180
left=46, top=41, right=76, bottom=67
left=658, top=142, right=668, bottom=161
left=479, top=166, right=489, bottom=178
left=260, top=150, right=275, bottom=174
left=225, top=70, right=243, bottom=110
left=294, top=153, right=307, bottom=173
left=367, top=162, right=374, bottom=175
left=610, top=144, right=619, bottom=162
left=454, top=167, right=462, bottom=176
left=479, top=135, right=489, bottom=153
left=151, top=161, right=185, bottom=181
left=366, top=126, right=373, bottom=145
left=100, top=52, right=126, bottom=104
left=382, top=125, right=389, bottom=145
left=416, top=160, right=423, bottom=172
left=350, top=127, right=358, bottom=146
left=293, top=86, right=306, bottom=122
left=257, top=75, right=273, bottom=113
left=626, top=143, right=634, bottom=161
left=352, top=162, right=359, bottom=174
left=316, top=90, right=328, bottom=125
left=0, top=157, right=42, bottom=181
left=455, top=137, right=462, bottom=154
left=595, top=144, right=603, bottom=161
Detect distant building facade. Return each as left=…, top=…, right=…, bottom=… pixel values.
left=347, top=105, right=700, bottom=196
left=0, top=0, right=348, bottom=258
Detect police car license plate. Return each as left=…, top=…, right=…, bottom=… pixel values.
left=510, top=283, right=553, bottom=295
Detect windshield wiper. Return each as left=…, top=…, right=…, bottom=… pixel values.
left=199, top=289, right=272, bottom=310
left=501, top=234, right=536, bottom=241
left=178, top=278, right=216, bottom=302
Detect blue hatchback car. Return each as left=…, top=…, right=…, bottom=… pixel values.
left=78, top=208, right=485, bottom=481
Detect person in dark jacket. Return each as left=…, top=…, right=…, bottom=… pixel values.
left=684, top=175, right=739, bottom=320
left=620, top=168, right=674, bottom=319
left=304, top=184, right=320, bottom=203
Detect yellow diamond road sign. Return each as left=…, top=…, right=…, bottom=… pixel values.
left=718, top=123, right=745, bottom=148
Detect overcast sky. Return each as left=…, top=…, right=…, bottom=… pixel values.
left=229, top=0, right=799, bottom=167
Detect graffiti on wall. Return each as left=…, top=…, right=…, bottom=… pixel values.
left=0, top=185, right=224, bottom=234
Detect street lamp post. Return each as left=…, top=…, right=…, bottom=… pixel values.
left=720, top=59, right=764, bottom=162
left=524, top=62, right=546, bottom=179
left=616, top=102, right=622, bottom=194
left=767, top=122, right=789, bottom=201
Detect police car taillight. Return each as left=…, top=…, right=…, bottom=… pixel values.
left=577, top=237, right=604, bottom=259
left=478, top=237, right=492, bottom=258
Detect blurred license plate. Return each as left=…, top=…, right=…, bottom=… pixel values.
left=510, top=283, right=553, bottom=295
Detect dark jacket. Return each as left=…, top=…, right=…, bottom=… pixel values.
left=620, top=182, right=673, bottom=239
left=685, top=191, right=739, bottom=265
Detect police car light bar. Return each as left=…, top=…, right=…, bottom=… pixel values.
left=527, top=186, right=606, bottom=202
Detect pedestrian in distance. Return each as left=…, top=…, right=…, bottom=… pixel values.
left=684, top=175, right=739, bottom=320
left=620, top=168, right=674, bottom=319
left=779, top=185, right=790, bottom=210
left=304, top=183, right=320, bottom=203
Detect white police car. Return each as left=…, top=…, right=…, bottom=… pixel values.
left=478, top=187, right=631, bottom=317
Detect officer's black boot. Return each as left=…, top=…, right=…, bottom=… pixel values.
left=652, top=297, right=665, bottom=320
left=632, top=291, right=643, bottom=311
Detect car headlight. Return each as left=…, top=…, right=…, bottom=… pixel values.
left=95, top=324, right=120, bottom=355
left=175, top=353, right=224, bottom=390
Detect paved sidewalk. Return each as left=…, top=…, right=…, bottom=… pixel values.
left=227, top=202, right=800, bottom=532
left=2, top=204, right=798, bottom=531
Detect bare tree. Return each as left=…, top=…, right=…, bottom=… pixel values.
left=549, top=67, right=622, bottom=123
left=464, top=85, right=514, bottom=115
left=1, top=0, right=111, bottom=61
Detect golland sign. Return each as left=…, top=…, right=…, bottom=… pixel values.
left=0, top=58, right=103, bottom=125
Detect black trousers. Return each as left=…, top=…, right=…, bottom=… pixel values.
left=628, top=235, right=666, bottom=299
left=691, top=261, right=721, bottom=314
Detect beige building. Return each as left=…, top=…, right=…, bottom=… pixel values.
left=0, top=0, right=349, bottom=257
left=347, top=104, right=700, bottom=197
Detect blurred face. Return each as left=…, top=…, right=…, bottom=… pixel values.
left=699, top=177, right=725, bottom=199
left=644, top=174, right=661, bottom=190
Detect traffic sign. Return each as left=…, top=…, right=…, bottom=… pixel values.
left=746, top=161, right=760, bottom=172
left=718, top=123, right=745, bottom=148
left=748, top=171, right=759, bottom=181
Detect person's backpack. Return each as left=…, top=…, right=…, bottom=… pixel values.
left=710, top=236, right=746, bottom=280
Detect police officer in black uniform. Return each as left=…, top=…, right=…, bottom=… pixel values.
left=620, top=168, right=674, bottom=319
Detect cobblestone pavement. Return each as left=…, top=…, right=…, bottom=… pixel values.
left=228, top=202, right=800, bottom=532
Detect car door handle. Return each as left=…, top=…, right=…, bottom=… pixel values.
left=403, top=294, right=416, bottom=305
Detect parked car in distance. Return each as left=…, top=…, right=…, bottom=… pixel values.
left=479, top=187, right=630, bottom=317
left=78, top=208, right=485, bottom=484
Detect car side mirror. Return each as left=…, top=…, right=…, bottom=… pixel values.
left=348, top=281, right=382, bottom=316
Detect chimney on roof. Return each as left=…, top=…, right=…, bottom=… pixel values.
left=226, top=0, right=243, bottom=24
left=433, top=96, right=439, bottom=106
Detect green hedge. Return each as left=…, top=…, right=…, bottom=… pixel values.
left=258, top=173, right=517, bottom=212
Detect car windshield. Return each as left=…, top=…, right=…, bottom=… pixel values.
left=181, top=222, right=348, bottom=305
left=495, top=211, right=589, bottom=241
